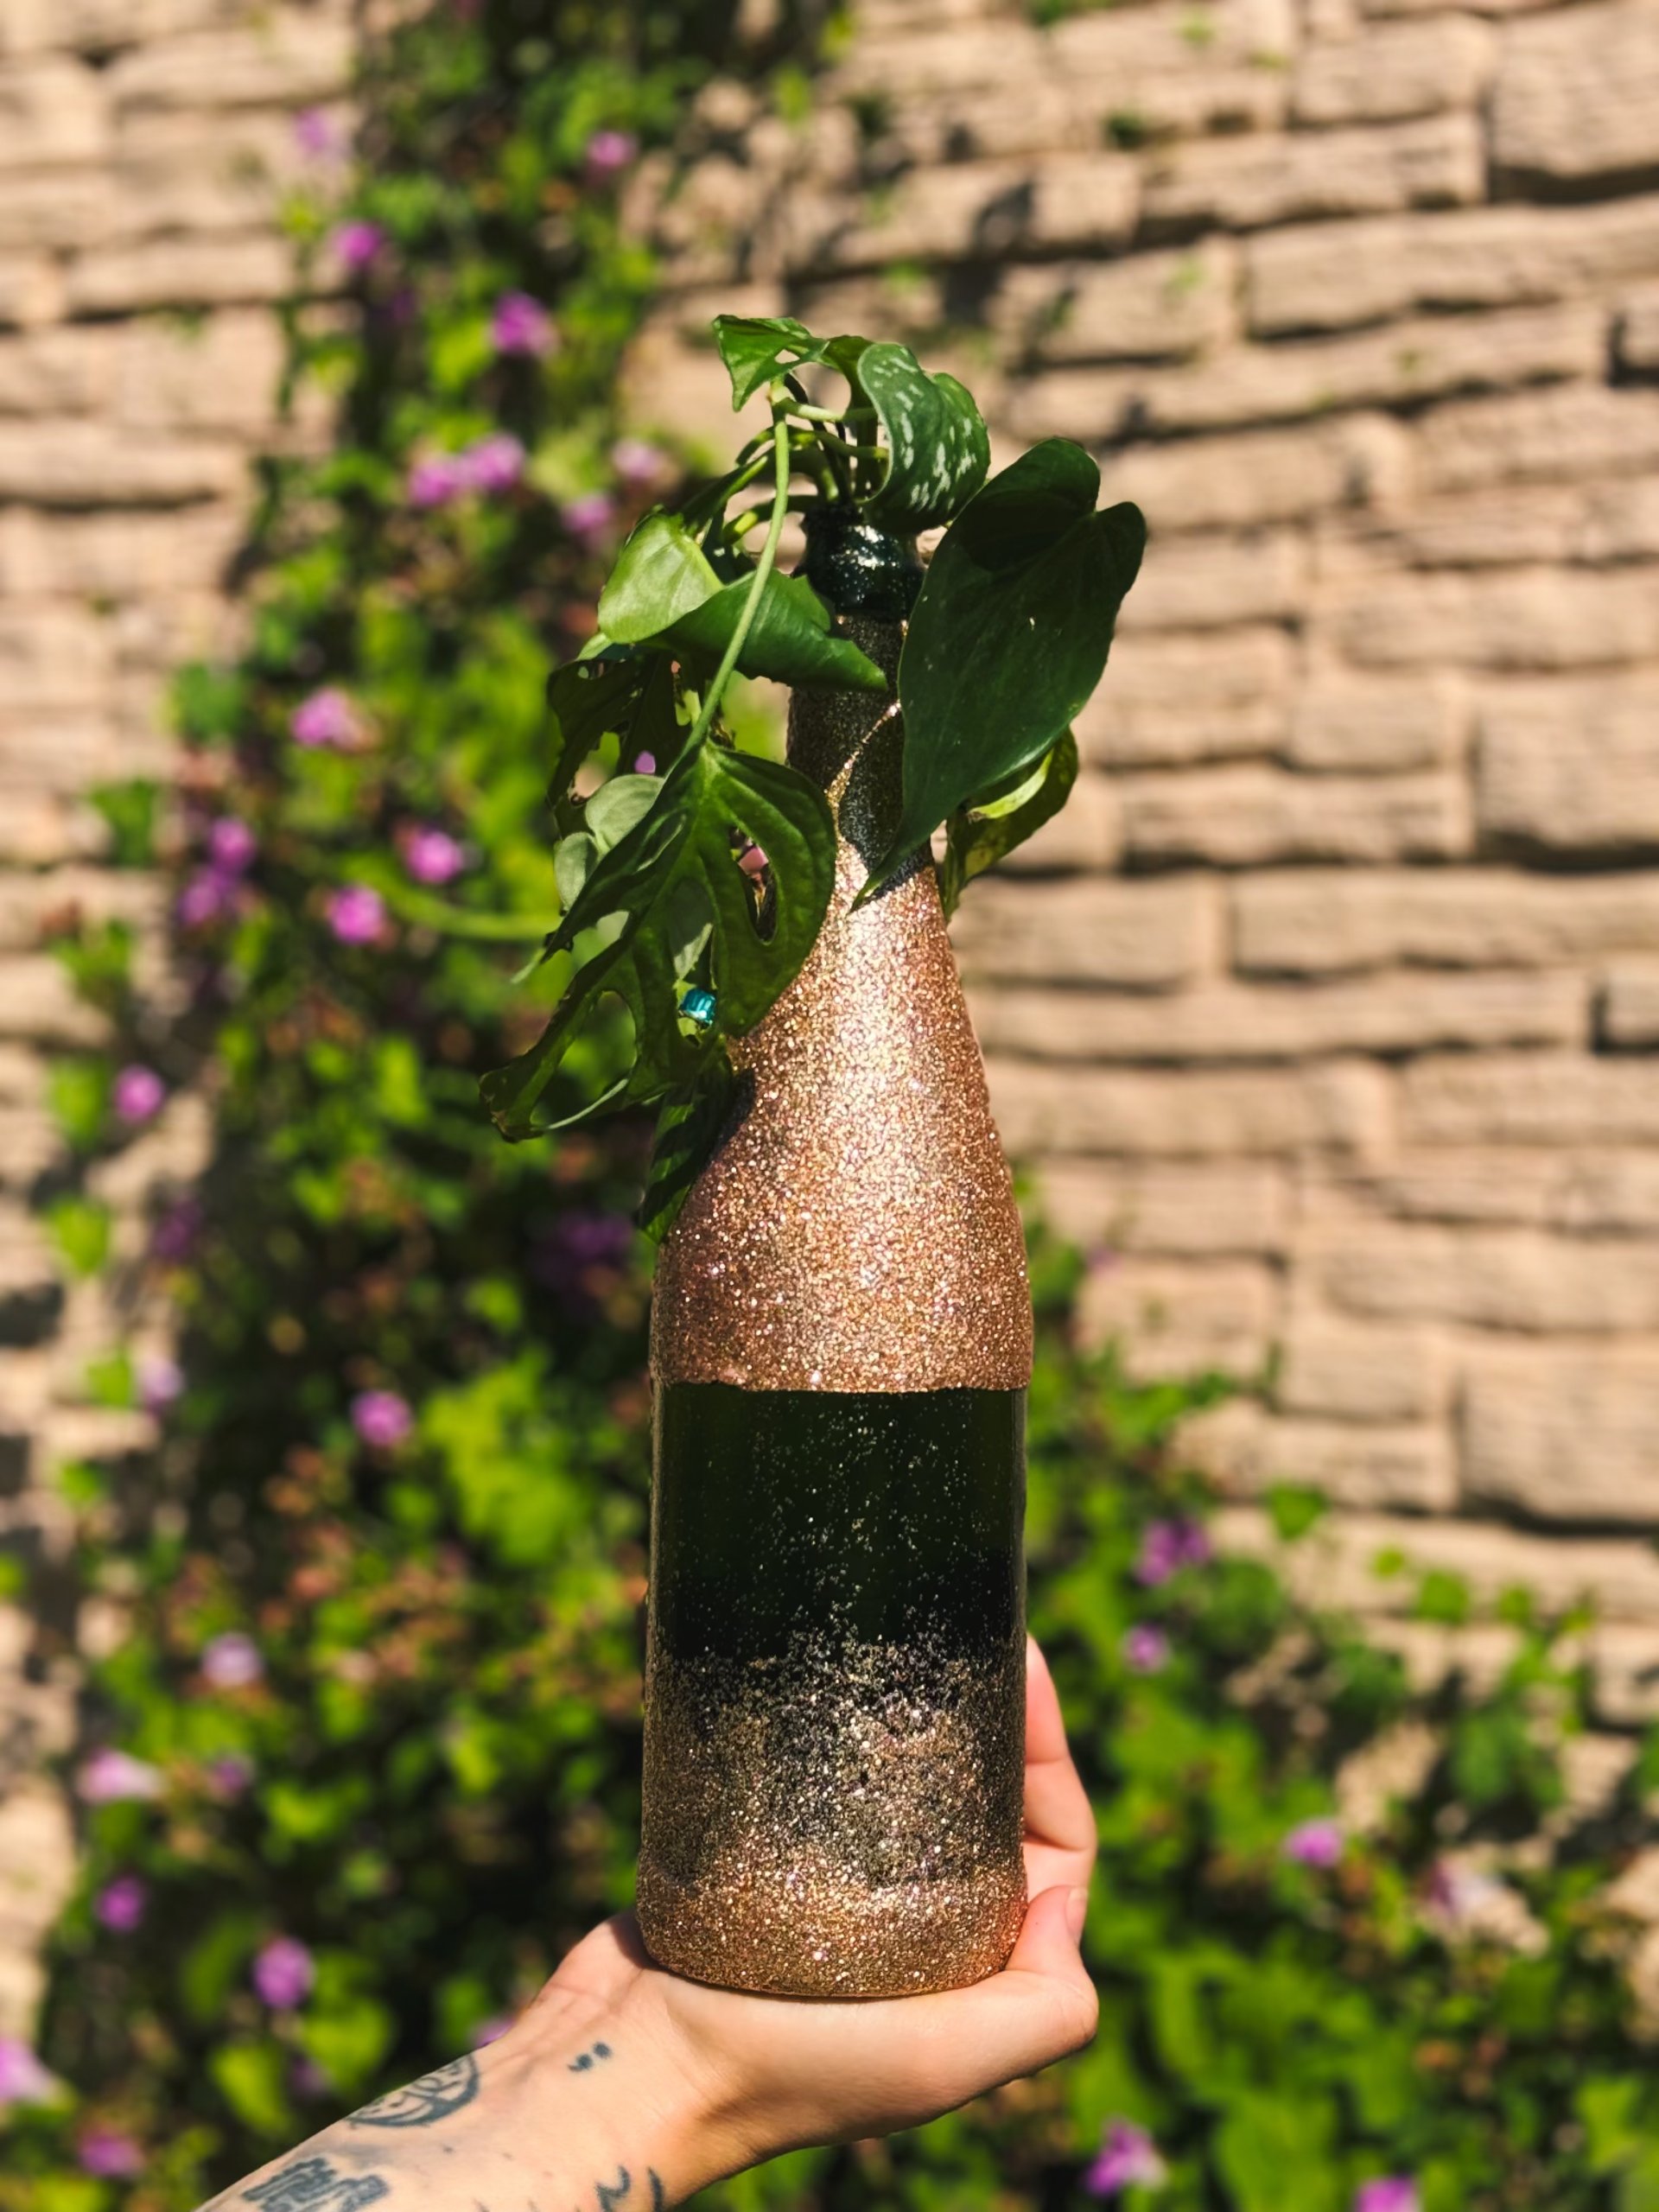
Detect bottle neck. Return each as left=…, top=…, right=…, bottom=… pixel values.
left=799, top=506, right=923, bottom=624
left=783, top=615, right=908, bottom=882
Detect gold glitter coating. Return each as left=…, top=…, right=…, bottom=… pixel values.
left=651, top=617, right=1033, bottom=1394
left=638, top=1624, right=1027, bottom=1999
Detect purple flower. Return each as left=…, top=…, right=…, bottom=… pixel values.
left=1122, top=1624, right=1170, bottom=1675
left=1283, top=1817, right=1344, bottom=1869
left=292, top=2056, right=332, bottom=2098
left=0, top=2038, right=59, bottom=2109
left=465, top=431, right=527, bottom=493
left=150, top=1196, right=202, bottom=1261
left=176, top=868, right=234, bottom=928
left=562, top=491, right=616, bottom=545
left=408, top=454, right=467, bottom=508
left=94, top=1875, right=148, bottom=1932
left=632, top=752, right=657, bottom=774
left=113, top=1065, right=165, bottom=1124
left=408, top=435, right=525, bottom=508
left=294, top=106, right=343, bottom=161
left=252, top=1936, right=315, bottom=2010
left=491, top=290, right=557, bottom=358
left=1084, top=2120, right=1166, bottom=2197
left=611, top=436, right=664, bottom=487
left=403, top=826, right=466, bottom=886
left=332, top=219, right=385, bottom=273
left=208, top=816, right=257, bottom=874
left=1355, top=2182, right=1420, bottom=2212
left=207, top=1753, right=255, bottom=1797
left=202, top=1632, right=264, bottom=1690
left=291, top=686, right=360, bottom=749
left=77, top=1749, right=163, bottom=1804
left=737, top=843, right=769, bottom=877
left=584, top=128, right=638, bottom=179
left=79, top=2126, right=145, bottom=2178
left=138, top=1353, right=184, bottom=1414
left=1135, top=1517, right=1211, bottom=1588
left=327, top=885, right=385, bottom=946
left=352, top=1389, right=413, bottom=1449
left=474, top=2014, right=513, bottom=2047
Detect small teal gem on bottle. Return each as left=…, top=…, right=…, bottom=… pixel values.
left=681, top=988, right=717, bottom=1028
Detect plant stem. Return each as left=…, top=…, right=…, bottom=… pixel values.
left=392, top=890, right=556, bottom=940
left=790, top=404, right=876, bottom=423
left=682, top=391, right=793, bottom=754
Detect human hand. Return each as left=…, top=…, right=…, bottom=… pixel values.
left=200, top=1637, right=1096, bottom=2212
left=544, top=1634, right=1099, bottom=2190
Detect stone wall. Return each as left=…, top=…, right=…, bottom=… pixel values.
left=628, top=0, right=1659, bottom=1689
left=0, top=0, right=353, bottom=2031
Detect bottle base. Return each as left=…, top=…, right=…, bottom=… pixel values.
left=636, top=1854, right=1027, bottom=1999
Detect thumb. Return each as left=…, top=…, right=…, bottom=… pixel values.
left=1007, top=1881, right=1092, bottom=1988
left=958, top=1885, right=1098, bottom=2088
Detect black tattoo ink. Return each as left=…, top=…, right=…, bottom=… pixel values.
left=349, top=2052, right=481, bottom=2129
left=649, top=2173, right=665, bottom=2210
left=595, top=2168, right=632, bottom=2211
left=567, top=2042, right=613, bottom=2074
left=244, top=2158, right=390, bottom=2212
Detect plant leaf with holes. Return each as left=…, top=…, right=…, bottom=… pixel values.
left=545, top=658, right=679, bottom=835
left=639, top=1058, right=739, bottom=1244
left=855, top=341, right=990, bottom=533
left=868, top=439, right=1144, bottom=885
left=480, top=744, right=836, bottom=1139
left=938, top=728, right=1078, bottom=918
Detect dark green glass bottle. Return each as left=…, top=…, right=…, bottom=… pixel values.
left=639, top=590, right=1033, bottom=1998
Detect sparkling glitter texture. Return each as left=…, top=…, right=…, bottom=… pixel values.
left=651, top=617, right=1033, bottom=1394
left=639, top=1385, right=1027, bottom=1998
left=642, top=620, right=1033, bottom=1997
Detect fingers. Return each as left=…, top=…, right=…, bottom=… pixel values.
left=1023, top=1637, right=1097, bottom=1885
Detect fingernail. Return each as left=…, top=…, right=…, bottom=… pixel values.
left=1066, top=1887, right=1089, bottom=1942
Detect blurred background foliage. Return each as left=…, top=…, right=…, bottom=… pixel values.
left=10, top=3, right=1659, bottom=2209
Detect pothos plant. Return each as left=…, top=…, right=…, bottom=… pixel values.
left=480, top=314, right=1146, bottom=1230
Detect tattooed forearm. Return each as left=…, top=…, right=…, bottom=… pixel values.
left=244, top=2156, right=390, bottom=2210
left=567, top=2042, right=613, bottom=2074
left=349, top=2054, right=481, bottom=2130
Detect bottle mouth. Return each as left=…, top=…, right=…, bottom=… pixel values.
left=800, top=506, right=924, bottom=622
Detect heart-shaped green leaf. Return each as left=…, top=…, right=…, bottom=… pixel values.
left=855, top=342, right=990, bottom=534
left=712, top=315, right=870, bottom=409
left=871, top=440, right=1144, bottom=882
left=597, top=512, right=720, bottom=642
left=938, top=728, right=1078, bottom=918
left=666, top=569, right=887, bottom=692
left=480, top=744, right=836, bottom=1140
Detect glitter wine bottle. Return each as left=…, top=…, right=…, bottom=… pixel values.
left=639, top=524, right=1033, bottom=1999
